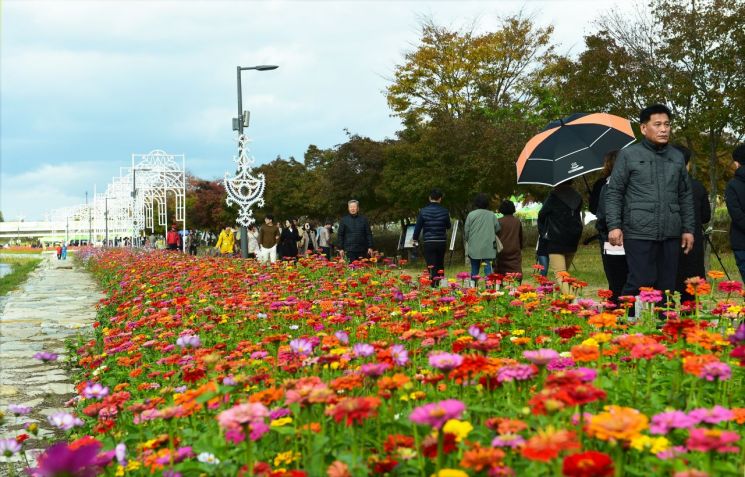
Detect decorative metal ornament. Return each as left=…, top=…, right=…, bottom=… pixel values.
left=225, top=134, right=265, bottom=226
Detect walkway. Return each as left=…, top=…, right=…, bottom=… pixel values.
left=0, top=252, right=101, bottom=472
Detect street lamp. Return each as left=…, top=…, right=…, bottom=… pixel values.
left=234, top=64, right=278, bottom=258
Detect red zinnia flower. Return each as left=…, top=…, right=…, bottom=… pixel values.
left=325, top=396, right=380, bottom=426
left=562, top=451, right=614, bottom=477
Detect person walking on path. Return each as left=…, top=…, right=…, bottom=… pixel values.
left=246, top=224, right=260, bottom=259
left=337, top=200, right=374, bottom=262
left=538, top=181, right=583, bottom=295
left=299, top=222, right=319, bottom=256
left=465, top=193, right=500, bottom=285
left=318, top=221, right=333, bottom=260
left=278, top=219, right=301, bottom=261
left=412, top=188, right=452, bottom=287
left=166, top=225, right=182, bottom=251
left=725, top=144, right=745, bottom=282
left=594, top=150, right=629, bottom=304
left=61, top=243, right=68, bottom=260
left=215, top=226, right=236, bottom=256
left=496, top=200, right=523, bottom=278
left=258, top=215, right=280, bottom=264
left=605, top=104, right=695, bottom=299
left=674, top=145, right=711, bottom=303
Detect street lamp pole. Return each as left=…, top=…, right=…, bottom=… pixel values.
left=235, top=64, right=278, bottom=258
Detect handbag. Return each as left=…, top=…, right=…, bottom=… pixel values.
left=495, top=236, right=504, bottom=254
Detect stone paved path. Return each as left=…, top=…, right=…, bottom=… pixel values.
left=0, top=252, right=101, bottom=473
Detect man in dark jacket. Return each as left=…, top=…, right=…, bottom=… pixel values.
left=605, top=104, right=695, bottom=298
left=674, top=145, right=711, bottom=302
left=412, top=188, right=451, bottom=286
left=337, top=200, right=374, bottom=262
left=725, top=144, right=745, bottom=282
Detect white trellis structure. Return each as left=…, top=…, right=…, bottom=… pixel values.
left=45, top=149, right=186, bottom=248
left=130, top=150, right=186, bottom=247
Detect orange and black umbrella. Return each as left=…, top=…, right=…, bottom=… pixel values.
left=516, top=113, right=635, bottom=186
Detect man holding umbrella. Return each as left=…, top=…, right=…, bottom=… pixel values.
left=605, top=104, right=695, bottom=301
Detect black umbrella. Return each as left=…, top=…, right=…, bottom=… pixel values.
left=516, top=113, right=636, bottom=187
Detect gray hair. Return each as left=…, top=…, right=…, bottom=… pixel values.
left=348, top=200, right=359, bottom=206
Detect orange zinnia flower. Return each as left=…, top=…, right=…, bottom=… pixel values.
left=685, top=277, right=711, bottom=296
left=587, top=313, right=618, bottom=329
left=460, top=443, right=505, bottom=471
left=587, top=406, right=648, bottom=442
left=707, top=270, right=726, bottom=280
left=682, top=354, right=719, bottom=376
left=520, top=427, right=580, bottom=462
left=571, top=344, right=600, bottom=363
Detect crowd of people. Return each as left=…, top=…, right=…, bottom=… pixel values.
left=152, top=103, right=745, bottom=312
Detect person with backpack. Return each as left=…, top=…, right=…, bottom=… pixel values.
left=537, top=180, right=583, bottom=295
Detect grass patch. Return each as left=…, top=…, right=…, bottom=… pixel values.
left=0, top=256, right=42, bottom=296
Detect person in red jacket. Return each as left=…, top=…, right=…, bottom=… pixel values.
left=166, top=225, right=181, bottom=251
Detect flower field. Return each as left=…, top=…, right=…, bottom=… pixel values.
left=8, top=249, right=745, bottom=476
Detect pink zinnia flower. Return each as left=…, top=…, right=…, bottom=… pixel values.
left=176, top=334, right=201, bottom=348
left=650, top=410, right=697, bottom=435
left=428, top=351, right=463, bottom=371
left=639, top=289, right=663, bottom=303
left=33, top=351, right=58, bottom=362
left=47, top=412, right=84, bottom=430
left=523, top=348, right=559, bottom=366
left=686, top=428, right=740, bottom=453
left=717, top=281, right=742, bottom=293
left=216, top=402, right=269, bottom=431
left=289, top=338, right=313, bottom=356
left=390, top=344, right=409, bottom=366
left=497, top=364, right=536, bottom=383
left=698, top=362, right=731, bottom=381
left=27, top=439, right=102, bottom=477
left=353, top=343, right=375, bottom=357
left=334, top=330, right=349, bottom=344
left=688, top=406, right=734, bottom=425
left=0, top=438, right=22, bottom=457
left=7, top=404, right=32, bottom=416
left=409, top=399, right=465, bottom=428
left=82, top=382, right=109, bottom=400
left=491, top=433, right=525, bottom=448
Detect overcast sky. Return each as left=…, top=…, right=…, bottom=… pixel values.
left=1, top=0, right=629, bottom=220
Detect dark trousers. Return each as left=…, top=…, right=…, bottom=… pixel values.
left=321, top=247, right=331, bottom=260
left=345, top=250, right=367, bottom=262
left=734, top=250, right=745, bottom=283
left=622, top=238, right=679, bottom=296
left=600, top=250, right=628, bottom=303
left=423, top=241, right=446, bottom=286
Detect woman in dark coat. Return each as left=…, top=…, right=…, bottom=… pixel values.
left=496, top=200, right=523, bottom=277
left=674, top=145, right=711, bottom=303
left=278, top=219, right=300, bottom=260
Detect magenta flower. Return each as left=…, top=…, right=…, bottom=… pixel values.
left=497, top=364, right=536, bottom=383
left=353, top=343, right=375, bottom=358
left=289, top=338, right=313, bottom=356
left=33, top=351, right=59, bottom=362
left=360, top=362, right=391, bottom=377
left=698, top=362, right=731, bottom=381
left=523, top=348, right=560, bottom=366
left=82, top=382, right=109, bottom=400
left=468, top=326, right=487, bottom=342
left=428, top=351, right=463, bottom=371
left=409, top=399, right=465, bottom=428
left=546, top=357, right=575, bottom=371
left=686, top=428, right=740, bottom=453
left=688, top=406, right=734, bottom=425
left=574, top=367, right=599, bottom=382
left=47, top=412, right=84, bottom=430
left=650, top=410, right=697, bottom=435
left=7, top=404, right=32, bottom=415
left=176, top=334, right=201, bottom=348
left=639, top=289, right=663, bottom=303
left=390, top=344, right=409, bottom=366
left=656, top=445, right=687, bottom=460
left=0, top=438, right=22, bottom=457
left=27, top=440, right=102, bottom=477
left=334, top=330, right=349, bottom=344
